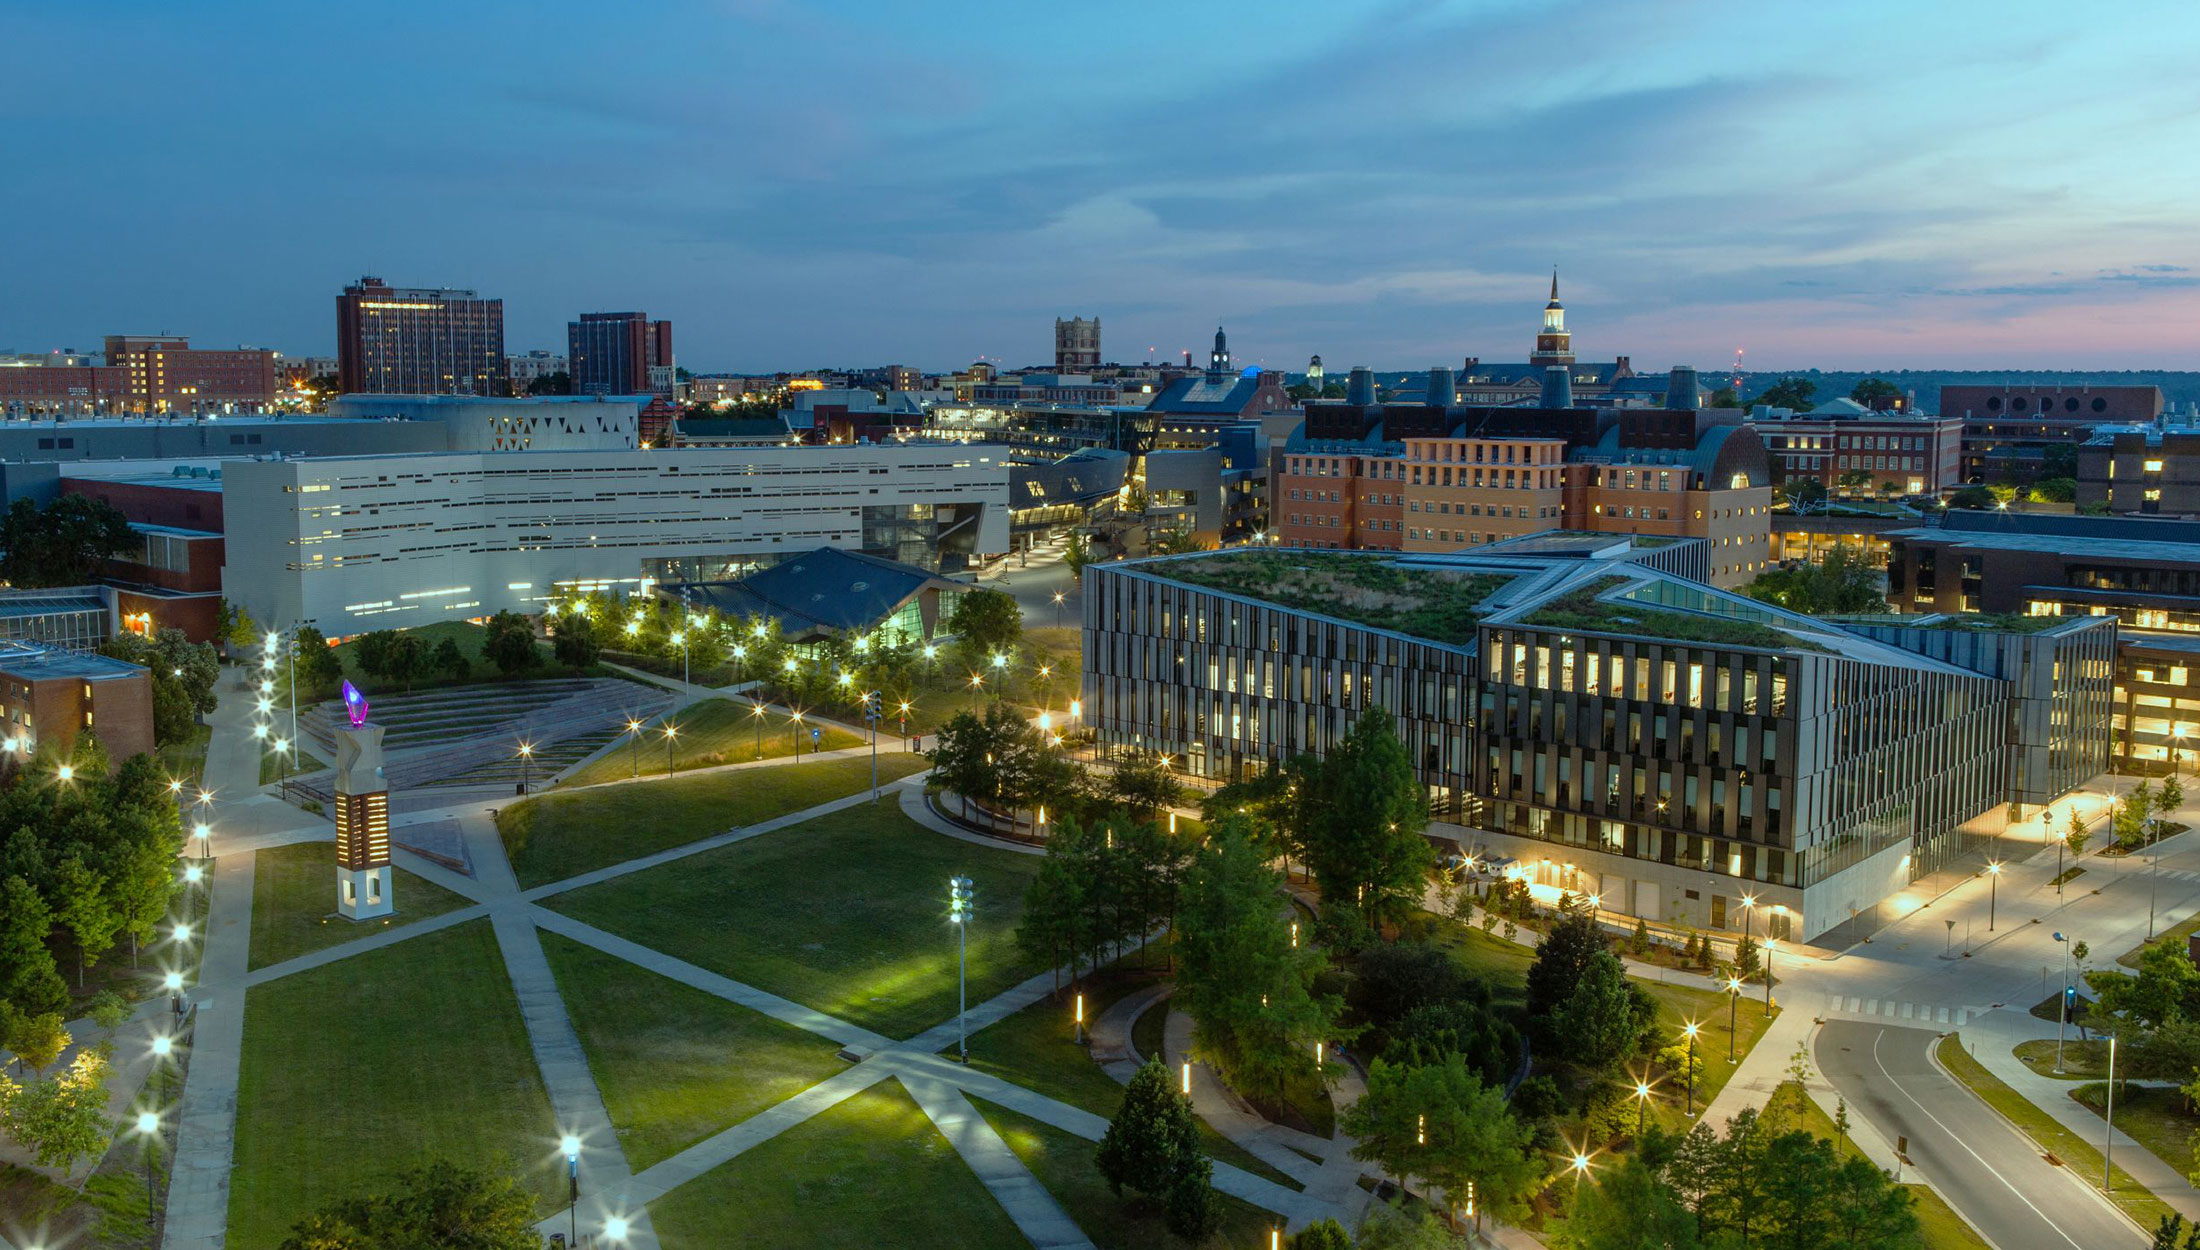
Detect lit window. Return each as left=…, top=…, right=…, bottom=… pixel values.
left=2147, top=459, right=2165, bottom=472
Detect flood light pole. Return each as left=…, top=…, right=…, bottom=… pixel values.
left=950, top=876, right=974, bottom=1061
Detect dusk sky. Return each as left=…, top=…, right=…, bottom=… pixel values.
left=5, top=0, right=2198, bottom=373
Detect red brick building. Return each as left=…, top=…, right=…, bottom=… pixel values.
left=103, top=336, right=278, bottom=412
left=0, top=364, right=129, bottom=414
left=0, top=644, right=156, bottom=767
left=62, top=475, right=227, bottom=642
left=1747, top=399, right=1965, bottom=497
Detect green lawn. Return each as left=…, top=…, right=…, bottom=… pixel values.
left=539, top=931, right=848, bottom=1169
left=155, top=722, right=212, bottom=788
left=956, top=961, right=1301, bottom=1190
left=561, top=697, right=867, bottom=787
left=1936, top=1034, right=2177, bottom=1230
left=2071, top=1082, right=2200, bottom=1188
left=499, top=753, right=931, bottom=889
left=550, top=803, right=1042, bottom=1039
left=645, top=1080, right=1028, bottom=1249
left=228, top=920, right=559, bottom=1250
left=2012, top=1037, right=2112, bottom=1080
left=247, top=840, right=476, bottom=970
left=257, top=744, right=327, bottom=786
left=972, top=1097, right=1284, bottom=1250
left=2122, top=909, right=2200, bottom=968
left=0, top=1163, right=153, bottom=1250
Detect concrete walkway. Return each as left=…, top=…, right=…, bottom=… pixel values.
left=1963, top=1007, right=2200, bottom=1221
left=903, top=1070, right=1097, bottom=1250
left=899, top=781, right=1047, bottom=857
left=162, top=849, right=254, bottom=1250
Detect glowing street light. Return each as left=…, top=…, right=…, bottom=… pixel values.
left=625, top=718, right=644, bottom=778
left=1634, top=1078, right=1653, bottom=1137
left=57, top=763, right=75, bottom=782
left=152, top=1035, right=174, bottom=1059
left=1682, top=1022, right=1701, bottom=1115
left=949, top=877, right=974, bottom=1061
left=1052, top=589, right=1067, bottom=627
left=750, top=703, right=767, bottom=760
left=563, top=1134, right=583, bottom=1248
left=135, top=1109, right=163, bottom=1217
left=662, top=723, right=679, bottom=776
left=1725, top=976, right=1743, bottom=1062
left=604, top=1215, right=630, bottom=1243
left=1986, top=861, right=2003, bottom=931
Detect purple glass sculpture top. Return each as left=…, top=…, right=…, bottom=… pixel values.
left=341, top=679, right=370, bottom=728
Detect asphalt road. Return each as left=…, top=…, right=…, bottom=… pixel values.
left=1816, top=1020, right=2145, bottom=1250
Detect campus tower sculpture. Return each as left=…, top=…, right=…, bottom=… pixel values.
left=333, top=680, right=394, bottom=919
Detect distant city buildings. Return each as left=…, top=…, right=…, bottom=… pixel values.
left=1144, top=328, right=1294, bottom=421
left=1449, top=274, right=1640, bottom=405
left=220, top=441, right=1011, bottom=637
left=1055, top=316, right=1101, bottom=371
left=336, top=276, right=507, bottom=397
left=1273, top=366, right=1775, bottom=587
left=1746, top=398, right=1964, bottom=497
left=103, top=335, right=278, bottom=412
left=1945, top=384, right=2163, bottom=484
left=568, top=311, right=672, bottom=398
left=506, top=350, right=568, bottom=390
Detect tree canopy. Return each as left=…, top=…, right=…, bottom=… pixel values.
left=0, top=495, right=137, bottom=588
left=101, top=626, right=220, bottom=745
left=1174, top=827, right=1341, bottom=1105
left=1298, top=709, right=1431, bottom=926
left=1749, top=377, right=1818, bottom=412
left=1741, top=544, right=1887, bottom=616
left=276, top=1159, right=543, bottom=1250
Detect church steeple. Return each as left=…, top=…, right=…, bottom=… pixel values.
left=1531, top=269, right=1574, bottom=367
left=1208, top=325, right=1231, bottom=380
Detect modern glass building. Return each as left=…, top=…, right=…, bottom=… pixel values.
left=1081, top=537, right=2112, bottom=943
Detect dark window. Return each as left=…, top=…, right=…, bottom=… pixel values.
left=2012, top=396, right=2028, bottom=411
left=1986, top=396, right=2003, bottom=411
left=2093, top=397, right=2108, bottom=412
left=2065, top=397, right=2081, bottom=412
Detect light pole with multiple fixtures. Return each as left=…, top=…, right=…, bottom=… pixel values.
left=950, top=876, right=973, bottom=1062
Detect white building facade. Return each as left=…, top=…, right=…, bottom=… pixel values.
left=223, top=444, right=1011, bottom=638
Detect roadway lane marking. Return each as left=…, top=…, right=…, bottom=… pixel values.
left=1871, top=1029, right=2087, bottom=1250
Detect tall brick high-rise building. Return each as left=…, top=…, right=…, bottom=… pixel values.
left=336, top=277, right=507, bottom=396
left=569, top=311, right=673, bottom=397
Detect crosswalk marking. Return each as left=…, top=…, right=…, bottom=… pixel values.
left=1825, top=997, right=1978, bottom=1026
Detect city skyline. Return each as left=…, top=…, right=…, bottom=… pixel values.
left=4, top=1, right=2198, bottom=372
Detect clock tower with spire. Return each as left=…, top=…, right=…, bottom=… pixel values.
left=1529, top=269, right=1574, bottom=367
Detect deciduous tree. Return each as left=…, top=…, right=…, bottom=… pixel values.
left=482, top=611, right=539, bottom=676
left=275, top=1159, right=543, bottom=1250
left=1301, top=709, right=1431, bottom=925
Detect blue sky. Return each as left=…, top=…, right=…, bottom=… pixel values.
left=4, top=0, right=2197, bottom=372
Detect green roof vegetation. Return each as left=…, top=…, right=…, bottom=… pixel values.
left=1523, top=577, right=1828, bottom=653
left=1157, top=551, right=1512, bottom=646
left=1914, top=613, right=2069, bottom=635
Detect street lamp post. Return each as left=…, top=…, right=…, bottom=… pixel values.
left=950, top=877, right=974, bottom=1062
left=1634, top=1080, right=1652, bottom=1138
left=1725, top=977, right=1742, bottom=1062
left=518, top=741, right=534, bottom=795
left=792, top=711, right=805, bottom=762
left=2149, top=807, right=2163, bottom=939
left=2054, top=931, right=2074, bottom=1073
left=1987, top=861, right=2002, bottom=931
left=563, top=1134, right=581, bottom=1249
left=864, top=691, right=880, bottom=803
left=1762, top=940, right=1778, bottom=1016
left=752, top=703, right=767, bottom=759
left=1052, top=590, right=1066, bottom=628
left=2105, top=1032, right=2119, bottom=1191
left=626, top=719, right=643, bottom=778
left=663, top=724, right=678, bottom=776
left=136, top=1110, right=162, bottom=1246
left=1683, top=1022, right=1700, bottom=1115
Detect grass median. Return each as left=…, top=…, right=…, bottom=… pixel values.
left=645, top=1079, right=1026, bottom=1249
left=499, top=752, right=929, bottom=888
left=228, top=920, right=558, bottom=1250
left=247, top=840, right=475, bottom=970
left=1935, top=1034, right=2177, bottom=1230
left=561, top=697, right=866, bottom=787
left=549, top=802, right=1041, bottom=1039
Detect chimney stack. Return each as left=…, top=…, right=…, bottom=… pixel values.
left=1425, top=366, right=1455, bottom=407
left=1541, top=366, right=1573, bottom=410
left=1347, top=366, right=1375, bottom=407
left=1665, top=366, right=1698, bottom=411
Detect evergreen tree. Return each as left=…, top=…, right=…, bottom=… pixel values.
left=1097, top=1059, right=1205, bottom=1201
left=1174, top=831, right=1340, bottom=1105
left=1301, top=709, right=1431, bottom=924
left=1291, top=1219, right=1354, bottom=1250
left=1344, top=1054, right=1540, bottom=1221
left=552, top=610, right=601, bottom=670
left=481, top=610, right=540, bottom=675
left=1526, top=910, right=1609, bottom=1023
left=1555, top=951, right=1653, bottom=1070
left=432, top=635, right=471, bottom=683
